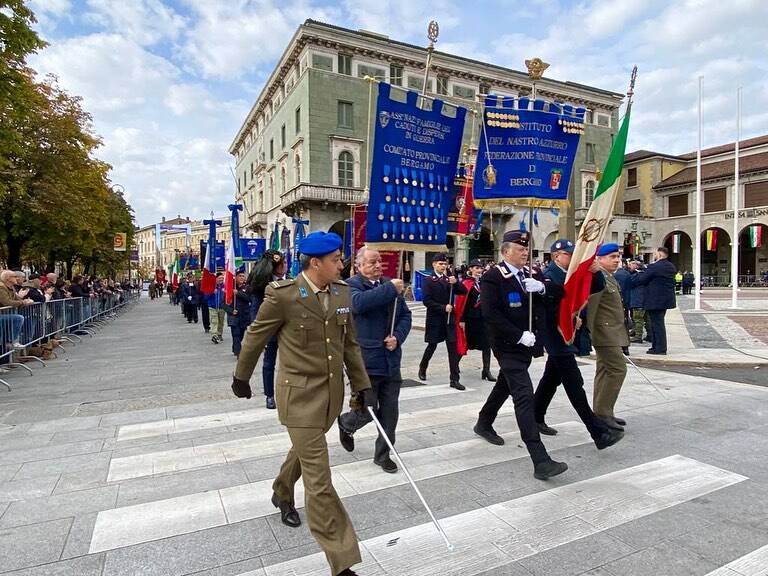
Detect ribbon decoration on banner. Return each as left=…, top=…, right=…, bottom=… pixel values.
left=354, top=205, right=400, bottom=277
left=446, top=164, right=481, bottom=236
left=473, top=96, right=586, bottom=208
left=749, top=224, right=763, bottom=248
left=671, top=232, right=681, bottom=254
left=366, top=83, right=468, bottom=251
left=706, top=229, right=718, bottom=251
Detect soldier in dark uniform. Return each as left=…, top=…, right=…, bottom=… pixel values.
left=533, top=238, right=624, bottom=450
left=231, top=231, right=372, bottom=576
left=472, top=230, right=568, bottom=480
left=455, top=259, right=496, bottom=381
left=418, top=253, right=467, bottom=389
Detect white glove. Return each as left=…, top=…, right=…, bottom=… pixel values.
left=517, top=331, right=536, bottom=347
left=187, top=296, right=192, bottom=301
left=522, top=277, right=545, bottom=293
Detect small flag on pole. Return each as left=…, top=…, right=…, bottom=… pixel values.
left=749, top=224, right=762, bottom=248
left=706, top=229, right=718, bottom=251
left=671, top=232, right=681, bottom=254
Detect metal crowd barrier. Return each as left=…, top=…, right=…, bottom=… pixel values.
left=0, top=290, right=140, bottom=391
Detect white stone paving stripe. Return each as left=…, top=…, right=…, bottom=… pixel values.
left=248, top=455, right=747, bottom=576
left=705, top=544, right=768, bottom=576
left=107, top=400, right=507, bottom=482
left=90, top=421, right=589, bottom=553
left=115, top=384, right=472, bottom=442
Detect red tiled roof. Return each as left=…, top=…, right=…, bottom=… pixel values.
left=624, top=149, right=684, bottom=163
left=654, top=151, right=768, bottom=189
left=678, top=135, right=768, bottom=160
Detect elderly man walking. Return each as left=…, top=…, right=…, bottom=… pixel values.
left=338, top=247, right=412, bottom=473
left=632, top=247, right=676, bottom=355
left=588, top=244, right=629, bottom=431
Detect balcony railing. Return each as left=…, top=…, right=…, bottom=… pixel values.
left=280, top=183, right=367, bottom=212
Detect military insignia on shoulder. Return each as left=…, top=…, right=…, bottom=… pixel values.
left=271, top=279, right=295, bottom=289
left=298, top=286, right=308, bottom=298
left=333, top=279, right=348, bottom=286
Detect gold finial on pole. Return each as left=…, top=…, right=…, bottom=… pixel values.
left=627, top=65, right=638, bottom=102
left=524, top=58, right=549, bottom=81
left=525, top=57, right=549, bottom=101
left=419, top=20, right=439, bottom=106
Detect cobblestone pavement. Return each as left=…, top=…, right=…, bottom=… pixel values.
left=2, top=298, right=768, bottom=575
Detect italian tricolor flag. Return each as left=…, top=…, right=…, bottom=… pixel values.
left=224, top=237, right=236, bottom=306
left=171, top=254, right=180, bottom=289
left=559, top=104, right=632, bottom=344
left=749, top=224, right=763, bottom=248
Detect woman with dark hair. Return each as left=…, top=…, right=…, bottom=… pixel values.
left=247, top=249, right=288, bottom=409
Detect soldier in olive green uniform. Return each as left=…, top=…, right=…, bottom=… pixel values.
left=587, top=243, right=629, bottom=431
left=232, top=231, right=372, bottom=576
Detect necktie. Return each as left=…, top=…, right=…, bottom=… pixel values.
left=517, top=270, right=526, bottom=290
left=317, top=289, right=329, bottom=312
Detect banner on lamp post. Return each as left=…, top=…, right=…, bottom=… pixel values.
left=113, top=233, right=127, bottom=252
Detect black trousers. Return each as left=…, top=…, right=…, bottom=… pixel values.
left=339, top=371, right=402, bottom=462
left=200, top=301, right=210, bottom=331
left=533, top=354, right=609, bottom=440
left=647, top=309, right=667, bottom=353
left=420, top=340, right=461, bottom=382
left=183, top=302, right=198, bottom=323
left=477, top=350, right=549, bottom=465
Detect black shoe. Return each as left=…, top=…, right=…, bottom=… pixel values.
left=600, top=416, right=624, bottom=431
left=336, top=569, right=358, bottom=576
left=613, top=416, right=626, bottom=426
left=646, top=349, right=667, bottom=355
left=481, top=370, right=497, bottom=382
left=630, top=339, right=644, bottom=344
left=374, top=456, right=398, bottom=474
left=450, top=380, right=466, bottom=391
left=537, top=422, right=558, bottom=436
left=534, top=459, right=568, bottom=480
left=266, top=396, right=276, bottom=410
left=271, top=493, right=301, bottom=527
left=622, top=347, right=630, bottom=356
left=418, top=367, right=427, bottom=381
left=595, top=429, right=624, bottom=450
left=204, top=329, right=210, bottom=333
left=473, top=423, right=505, bottom=445
left=338, top=416, right=354, bottom=452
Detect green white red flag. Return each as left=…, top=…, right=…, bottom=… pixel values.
left=171, top=254, right=180, bottom=289
left=224, top=237, right=236, bottom=305
left=559, top=104, right=632, bottom=344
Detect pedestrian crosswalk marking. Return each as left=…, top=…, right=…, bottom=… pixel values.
left=115, top=384, right=472, bottom=442
left=705, top=544, right=768, bottom=576
left=107, top=400, right=510, bottom=482
left=250, top=455, right=746, bottom=576
left=90, top=421, right=590, bottom=553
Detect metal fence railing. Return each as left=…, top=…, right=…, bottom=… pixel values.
left=0, top=290, right=140, bottom=391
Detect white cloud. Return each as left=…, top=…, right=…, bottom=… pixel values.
left=83, top=0, right=187, bottom=45
left=32, top=33, right=180, bottom=114
left=178, top=0, right=339, bottom=79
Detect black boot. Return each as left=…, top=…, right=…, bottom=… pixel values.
left=534, top=459, right=568, bottom=480
left=418, top=365, right=427, bottom=381
left=481, top=369, right=496, bottom=382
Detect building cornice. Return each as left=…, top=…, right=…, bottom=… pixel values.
left=229, top=19, right=625, bottom=155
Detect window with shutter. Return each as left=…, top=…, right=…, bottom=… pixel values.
left=703, top=188, right=726, bottom=212
left=745, top=181, right=768, bottom=208
left=668, top=193, right=688, bottom=217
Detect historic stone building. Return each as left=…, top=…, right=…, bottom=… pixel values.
left=618, top=135, right=768, bottom=285
left=229, top=19, right=624, bottom=270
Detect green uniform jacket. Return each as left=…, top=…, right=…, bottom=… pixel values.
left=587, top=272, right=629, bottom=347
left=234, top=274, right=371, bottom=429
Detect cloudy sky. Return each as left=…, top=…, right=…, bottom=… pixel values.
left=29, top=0, right=768, bottom=226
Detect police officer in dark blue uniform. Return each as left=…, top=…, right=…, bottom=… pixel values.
left=418, top=253, right=467, bottom=389
left=473, top=230, right=568, bottom=480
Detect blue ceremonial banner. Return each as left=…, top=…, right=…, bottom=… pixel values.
left=473, top=97, right=586, bottom=207
left=200, top=240, right=225, bottom=269
left=366, top=83, right=467, bottom=250
left=240, top=238, right=266, bottom=261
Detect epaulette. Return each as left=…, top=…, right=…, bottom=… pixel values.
left=270, top=279, right=295, bottom=289
left=333, top=279, right=348, bottom=286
